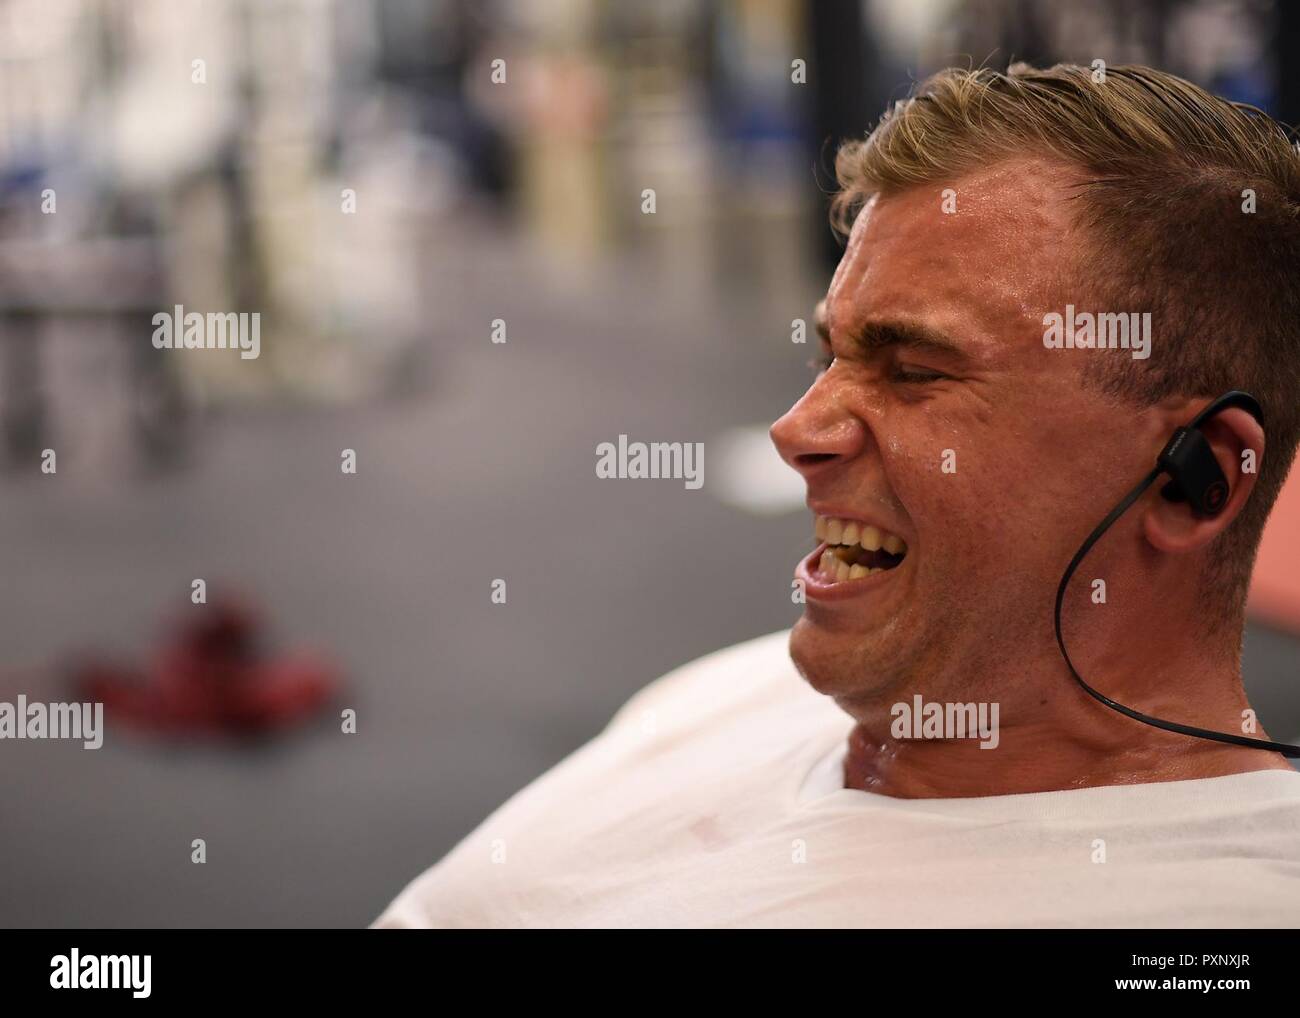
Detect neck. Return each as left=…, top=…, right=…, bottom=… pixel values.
left=840, top=633, right=1292, bottom=798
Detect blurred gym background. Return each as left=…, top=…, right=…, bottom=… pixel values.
left=1, top=0, right=1297, bottom=927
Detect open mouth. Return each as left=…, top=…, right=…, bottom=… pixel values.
left=812, top=515, right=908, bottom=583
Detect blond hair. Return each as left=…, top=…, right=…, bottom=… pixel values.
left=832, top=63, right=1300, bottom=615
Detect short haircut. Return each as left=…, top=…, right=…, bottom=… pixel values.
left=832, top=63, right=1300, bottom=614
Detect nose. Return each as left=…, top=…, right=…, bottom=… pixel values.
left=769, top=380, right=868, bottom=480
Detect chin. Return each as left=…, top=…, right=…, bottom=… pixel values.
left=790, top=615, right=889, bottom=700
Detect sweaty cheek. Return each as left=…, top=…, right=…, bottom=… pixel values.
left=882, top=419, right=955, bottom=499
left=906, top=439, right=999, bottom=559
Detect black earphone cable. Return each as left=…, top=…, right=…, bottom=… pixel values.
left=1053, top=466, right=1300, bottom=759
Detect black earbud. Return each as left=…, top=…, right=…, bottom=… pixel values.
left=1157, top=391, right=1262, bottom=516
left=1055, top=390, right=1300, bottom=759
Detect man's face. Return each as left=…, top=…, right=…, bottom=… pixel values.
left=770, top=158, right=1144, bottom=713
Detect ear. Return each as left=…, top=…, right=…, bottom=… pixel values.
left=1142, top=407, right=1264, bottom=553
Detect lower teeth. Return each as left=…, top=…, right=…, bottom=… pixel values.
left=818, top=547, right=903, bottom=582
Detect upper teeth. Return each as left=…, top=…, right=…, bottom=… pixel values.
left=815, top=515, right=907, bottom=555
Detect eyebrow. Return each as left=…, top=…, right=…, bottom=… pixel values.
left=815, top=301, right=970, bottom=364
left=854, top=320, right=970, bottom=362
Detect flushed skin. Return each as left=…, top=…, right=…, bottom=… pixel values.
left=770, top=156, right=1287, bottom=798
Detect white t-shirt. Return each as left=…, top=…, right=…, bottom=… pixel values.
left=374, top=630, right=1300, bottom=928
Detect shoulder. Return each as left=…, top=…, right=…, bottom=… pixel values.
left=371, top=630, right=815, bottom=928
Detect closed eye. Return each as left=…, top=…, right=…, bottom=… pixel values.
left=890, top=363, right=948, bottom=384
left=807, top=352, right=950, bottom=384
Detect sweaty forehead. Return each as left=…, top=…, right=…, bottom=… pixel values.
left=825, top=158, right=1084, bottom=354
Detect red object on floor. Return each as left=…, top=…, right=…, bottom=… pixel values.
left=75, top=597, right=339, bottom=737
